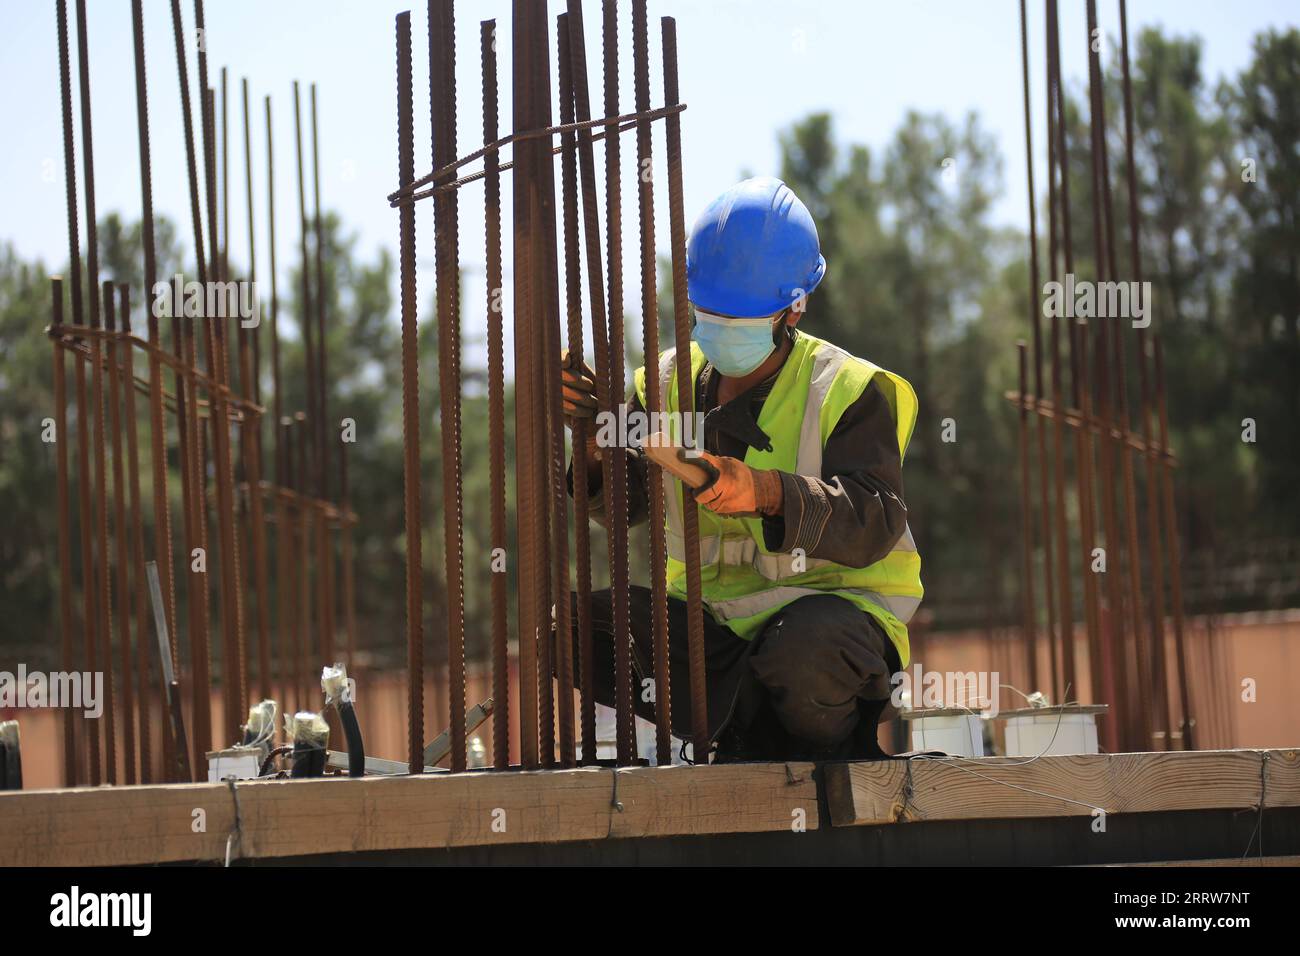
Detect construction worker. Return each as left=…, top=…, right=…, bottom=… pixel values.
left=561, top=176, right=922, bottom=761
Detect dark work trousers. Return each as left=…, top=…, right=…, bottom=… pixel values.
left=559, top=586, right=902, bottom=761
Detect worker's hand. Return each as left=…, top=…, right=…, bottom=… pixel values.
left=690, top=450, right=784, bottom=518
left=561, top=349, right=598, bottom=421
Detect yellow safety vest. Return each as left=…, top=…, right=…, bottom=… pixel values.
left=633, top=332, right=923, bottom=667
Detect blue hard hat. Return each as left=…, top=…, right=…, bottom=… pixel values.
left=686, top=176, right=827, bottom=317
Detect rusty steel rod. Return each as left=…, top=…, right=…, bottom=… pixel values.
left=662, top=15, right=709, bottom=762
left=395, top=11, right=425, bottom=774
left=632, top=0, right=670, bottom=766
left=510, top=0, right=547, bottom=770
left=529, top=2, right=559, bottom=767
left=310, top=84, right=338, bottom=702
left=293, top=81, right=319, bottom=493
left=243, top=78, right=261, bottom=411
left=293, top=413, right=311, bottom=713
left=221, top=67, right=230, bottom=290
left=54, top=0, right=86, bottom=785
left=1040, top=0, right=1064, bottom=703
left=566, top=0, right=618, bottom=769
left=1118, top=0, right=1172, bottom=746
left=482, top=18, right=512, bottom=771
left=1077, top=0, right=1129, bottom=745
left=51, top=278, right=78, bottom=786
left=90, top=286, right=116, bottom=785
left=1016, top=341, right=1037, bottom=690
left=105, top=284, right=138, bottom=784
left=557, top=13, right=597, bottom=765
left=1154, top=339, right=1193, bottom=749
left=203, top=75, right=248, bottom=746
left=266, top=95, right=282, bottom=480
left=76, top=0, right=119, bottom=785
left=1047, top=0, right=1079, bottom=705
left=340, top=441, right=358, bottom=672
left=429, top=0, right=468, bottom=773
left=276, top=416, right=294, bottom=710
left=239, top=78, right=273, bottom=705
left=1016, top=0, right=1041, bottom=694
left=311, top=83, right=329, bottom=502
left=1088, top=0, right=1150, bottom=748
left=118, top=284, right=153, bottom=783
left=170, top=0, right=212, bottom=769
left=538, top=13, right=572, bottom=770
left=601, top=0, right=635, bottom=768
left=131, top=0, right=174, bottom=781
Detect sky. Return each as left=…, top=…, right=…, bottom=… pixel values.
left=2, top=0, right=1295, bottom=366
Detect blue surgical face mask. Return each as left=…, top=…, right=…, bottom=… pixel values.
left=692, top=309, right=780, bottom=377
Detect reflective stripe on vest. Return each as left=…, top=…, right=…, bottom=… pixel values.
left=652, top=340, right=922, bottom=626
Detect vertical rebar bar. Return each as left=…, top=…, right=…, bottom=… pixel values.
left=75, top=0, right=118, bottom=785
left=1118, top=0, right=1171, bottom=746
left=91, top=284, right=117, bottom=785
left=566, top=0, right=617, bottom=766
left=395, top=11, right=424, bottom=774
left=631, top=0, right=670, bottom=766
left=1154, top=340, right=1193, bottom=748
left=599, top=0, right=634, bottom=768
left=1078, top=0, right=1130, bottom=744
left=170, top=0, right=212, bottom=768
left=204, top=75, right=248, bottom=747
left=512, top=0, right=546, bottom=770
left=429, top=0, right=468, bottom=773
left=311, top=83, right=329, bottom=503
left=117, top=284, right=152, bottom=783
left=662, top=15, right=709, bottom=762
left=294, top=412, right=311, bottom=714
left=54, top=0, right=85, bottom=785
left=1037, top=0, right=1062, bottom=700
left=131, top=0, right=171, bottom=781
left=105, top=283, right=137, bottom=784
left=243, top=79, right=261, bottom=411
left=1088, top=0, right=1151, bottom=749
left=557, top=13, right=597, bottom=766
left=537, top=13, right=575, bottom=770
left=482, top=18, right=512, bottom=771
left=293, top=81, right=318, bottom=491
left=51, top=278, right=78, bottom=786
left=266, top=95, right=282, bottom=479
left=276, top=416, right=294, bottom=710
left=1016, top=0, right=1041, bottom=694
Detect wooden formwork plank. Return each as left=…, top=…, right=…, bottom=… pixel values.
left=0, top=762, right=817, bottom=866
left=825, top=749, right=1300, bottom=827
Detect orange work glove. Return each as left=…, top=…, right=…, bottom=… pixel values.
left=561, top=348, right=597, bottom=421
left=689, top=450, right=784, bottom=518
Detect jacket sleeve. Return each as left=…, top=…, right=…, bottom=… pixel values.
left=759, top=379, right=910, bottom=568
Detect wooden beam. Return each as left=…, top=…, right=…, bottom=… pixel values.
left=826, top=749, right=1300, bottom=827
left=0, top=762, right=817, bottom=866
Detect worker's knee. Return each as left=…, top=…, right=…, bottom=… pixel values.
left=749, top=595, right=896, bottom=747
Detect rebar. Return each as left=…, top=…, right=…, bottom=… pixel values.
left=429, top=0, right=469, bottom=773
left=395, top=10, right=425, bottom=774
left=483, top=17, right=512, bottom=771
left=557, top=12, right=597, bottom=766
left=661, top=15, right=710, bottom=762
